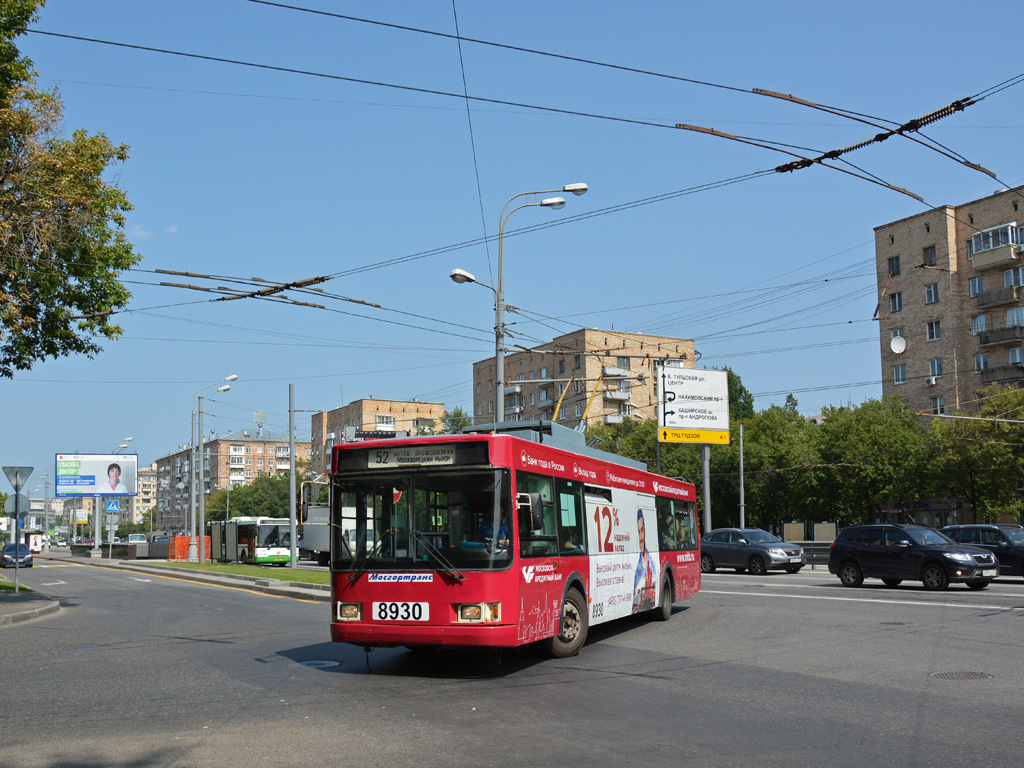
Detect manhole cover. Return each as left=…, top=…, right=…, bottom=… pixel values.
left=296, top=660, right=339, bottom=669
left=929, top=671, right=992, bottom=680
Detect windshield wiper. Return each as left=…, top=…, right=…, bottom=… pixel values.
left=348, top=528, right=394, bottom=581
left=409, top=531, right=464, bottom=581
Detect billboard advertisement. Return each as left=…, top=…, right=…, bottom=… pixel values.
left=55, top=454, right=139, bottom=497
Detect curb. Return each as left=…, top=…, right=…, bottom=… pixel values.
left=0, top=600, right=60, bottom=627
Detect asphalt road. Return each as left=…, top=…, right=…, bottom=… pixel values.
left=3, top=561, right=1023, bottom=768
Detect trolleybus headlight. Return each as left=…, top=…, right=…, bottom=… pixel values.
left=337, top=602, right=362, bottom=621
left=457, top=603, right=501, bottom=622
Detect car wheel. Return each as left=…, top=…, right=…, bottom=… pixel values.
left=748, top=555, right=767, bottom=575
left=700, top=553, right=715, bottom=573
left=921, top=563, right=949, bottom=591
left=544, top=589, right=589, bottom=658
left=881, top=578, right=902, bottom=587
left=651, top=577, right=673, bottom=621
left=838, top=561, right=863, bottom=587
left=784, top=565, right=802, bottom=574
left=966, top=580, right=990, bottom=590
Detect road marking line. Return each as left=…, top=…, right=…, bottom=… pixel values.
left=42, top=580, right=66, bottom=586
left=701, top=589, right=1024, bottom=612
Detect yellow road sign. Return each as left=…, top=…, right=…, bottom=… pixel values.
left=658, top=428, right=730, bottom=444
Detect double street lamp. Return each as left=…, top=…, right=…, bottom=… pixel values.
left=189, top=376, right=237, bottom=563
left=451, top=183, right=588, bottom=423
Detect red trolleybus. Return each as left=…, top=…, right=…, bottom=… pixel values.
left=328, top=421, right=700, bottom=657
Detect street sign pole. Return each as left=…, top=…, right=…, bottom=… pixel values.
left=3, top=467, right=33, bottom=594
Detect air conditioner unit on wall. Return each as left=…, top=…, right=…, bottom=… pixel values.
left=926, top=376, right=938, bottom=386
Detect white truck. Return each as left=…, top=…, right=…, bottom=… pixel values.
left=300, top=504, right=331, bottom=567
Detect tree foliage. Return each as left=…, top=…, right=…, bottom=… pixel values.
left=441, top=407, right=473, bottom=435
left=206, top=476, right=292, bottom=521
left=587, top=380, right=1024, bottom=532
left=0, top=0, right=140, bottom=377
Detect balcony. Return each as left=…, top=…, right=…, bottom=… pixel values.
left=506, top=384, right=522, bottom=394
left=971, top=244, right=1021, bottom=270
left=978, top=326, right=1024, bottom=346
left=603, top=365, right=629, bottom=377
left=604, top=389, right=630, bottom=401
left=537, top=398, right=555, bottom=410
left=980, top=364, right=1024, bottom=386
left=977, top=285, right=1023, bottom=309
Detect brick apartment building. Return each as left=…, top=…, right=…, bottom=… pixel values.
left=309, top=398, right=445, bottom=476
left=471, top=328, right=695, bottom=428
left=875, top=185, right=1024, bottom=414
left=154, top=430, right=311, bottom=532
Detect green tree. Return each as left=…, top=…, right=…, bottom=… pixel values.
left=815, top=396, right=930, bottom=524
left=0, top=0, right=140, bottom=377
left=929, top=385, right=1024, bottom=522
left=206, top=476, right=291, bottom=520
left=441, top=407, right=473, bottom=434
left=724, top=367, right=755, bottom=421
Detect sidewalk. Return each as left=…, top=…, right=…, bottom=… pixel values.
left=1, top=551, right=330, bottom=627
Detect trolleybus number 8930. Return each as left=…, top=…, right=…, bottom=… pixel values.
left=373, top=602, right=430, bottom=621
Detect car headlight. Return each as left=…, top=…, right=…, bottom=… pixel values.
left=944, top=552, right=973, bottom=563
left=768, top=548, right=787, bottom=557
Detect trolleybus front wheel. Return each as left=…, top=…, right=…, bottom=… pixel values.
left=545, top=589, right=588, bottom=658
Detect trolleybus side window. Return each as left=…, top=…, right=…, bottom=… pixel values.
left=517, top=472, right=558, bottom=557
left=557, top=479, right=586, bottom=555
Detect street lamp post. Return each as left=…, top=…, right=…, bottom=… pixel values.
left=189, top=376, right=237, bottom=563
left=451, top=183, right=587, bottom=423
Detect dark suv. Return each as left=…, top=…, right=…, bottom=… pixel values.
left=828, top=524, right=998, bottom=590
left=941, top=524, right=1024, bottom=576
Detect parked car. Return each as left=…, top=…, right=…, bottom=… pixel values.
left=127, top=534, right=147, bottom=544
left=829, top=524, right=998, bottom=590
left=941, top=524, right=1024, bottom=576
left=1, top=543, right=33, bottom=568
left=700, top=528, right=806, bottom=574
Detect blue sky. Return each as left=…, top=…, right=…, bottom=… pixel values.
left=4, top=0, right=1023, bottom=492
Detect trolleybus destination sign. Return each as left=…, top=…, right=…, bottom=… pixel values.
left=656, top=364, right=730, bottom=444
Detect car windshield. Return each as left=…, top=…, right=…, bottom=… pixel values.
left=3, top=543, right=29, bottom=554
left=1003, top=528, right=1024, bottom=545
left=743, top=530, right=781, bottom=544
left=906, top=528, right=954, bottom=546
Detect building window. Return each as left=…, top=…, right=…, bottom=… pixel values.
left=559, top=360, right=565, bottom=374
left=528, top=370, right=534, bottom=380
left=887, top=256, right=901, bottom=276
left=890, top=292, right=903, bottom=313
left=488, top=402, right=493, bottom=413
left=540, top=367, right=548, bottom=379
left=476, top=382, right=481, bottom=394
left=1010, top=347, right=1024, bottom=365
left=894, top=364, right=906, bottom=384
left=488, top=380, right=493, bottom=391
left=925, top=283, right=939, bottom=304
left=257, top=459, right=263, bottom=467
left=930, top=396, right=946, bottom=415
left=929, top=358, right=943, bottom=377
left=974, top=353, right=989, bottom=373
left=529, top=393, right=535, bottom=405
left=922, top=245, right=937, bottom=266
left=539, top=389, right=547, bottom=402
left=245, top=470, right=252, bottom=478
left=574, top=380, right=583, bottom=393
left=517, top=373, right=525, bottom=382
left=574, top=355, right=582, bottom=369
left=245, top=458, right=251, bottom=466
left=616, top=355, right=629, bottom=369
left=926, top=321, right=941, bottom=341
left=256, top=446, right=263, bottom=454
left=972, top=314, right=987, bottom=335
left=891, top=328, right=904, bottom=339
left=476, top=403, right=482, bottom=415
left=969, top=223, right=1021, bottom=255
left=969, top=276, right=983, bottom=297
left=1007, top=307, right=1024, bottom=328
left=574, top=403, right=582, bottom=417
left=1005, top=266, right=1024, bottom=288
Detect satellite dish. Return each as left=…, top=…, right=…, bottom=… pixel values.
left=890, top=336, right=907, bottom=354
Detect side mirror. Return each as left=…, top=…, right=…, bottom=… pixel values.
left=897, top=540, right=911, bottom=547
left=737, top=538, right=748, bottom=546
left=517, top=492, right=545, bottom=530
left=998, top=541, right=1009, bottom=548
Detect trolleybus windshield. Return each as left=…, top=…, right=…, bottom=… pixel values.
left=333, top=468, right=513, bottom=571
